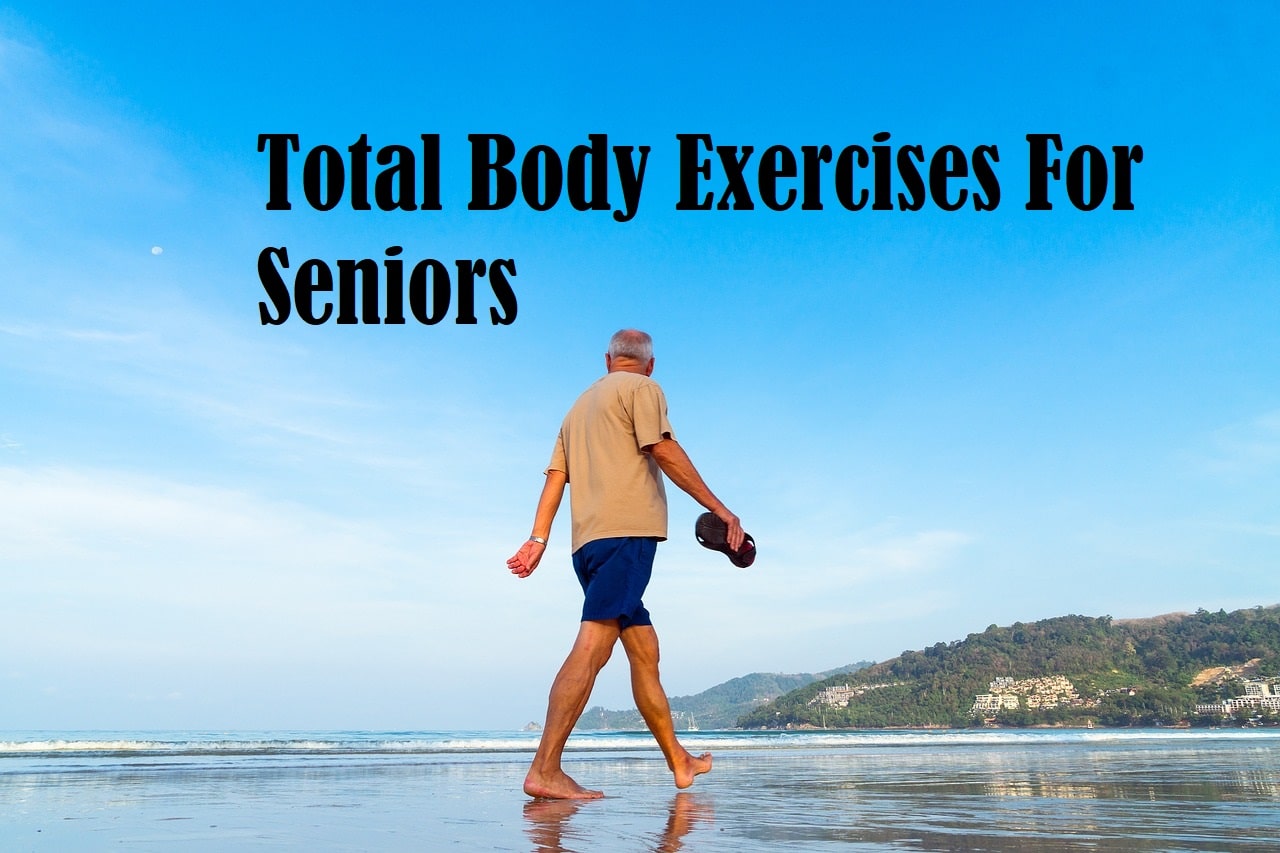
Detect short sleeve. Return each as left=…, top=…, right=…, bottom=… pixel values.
left=546, top=429, right=568, bottom=478
left=631, top=381, right=675, bottom=450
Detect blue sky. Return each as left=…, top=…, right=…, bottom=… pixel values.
left=1, top=2, right=1276, bottom=730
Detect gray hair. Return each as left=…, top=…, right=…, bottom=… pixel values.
left=608, top=329, right=653, bottom=362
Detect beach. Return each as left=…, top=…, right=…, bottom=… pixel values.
left=3, top=729, right=1279, bottom=851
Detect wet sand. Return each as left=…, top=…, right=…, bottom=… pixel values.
left=5, top=737, right=1279, bottom=851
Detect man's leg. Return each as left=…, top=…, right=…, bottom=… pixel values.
left=619, top=625, right=713, bottom=789
left=524, top=619, right=621, bottom=799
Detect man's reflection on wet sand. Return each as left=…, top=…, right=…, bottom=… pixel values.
left=523, top=792, right=714, bottom=852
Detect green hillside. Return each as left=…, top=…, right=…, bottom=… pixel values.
left=738, top=606, right=1280, bottom=729
left=576, top=663, right=873, bottom=731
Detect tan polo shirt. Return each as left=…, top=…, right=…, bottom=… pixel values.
left=547, top=371, right=674, bottom=552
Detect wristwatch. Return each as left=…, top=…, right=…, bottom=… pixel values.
left=528, top=536, right=548, bottom=546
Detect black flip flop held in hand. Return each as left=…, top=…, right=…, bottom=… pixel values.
left=695, top=512, right=756, bottom=568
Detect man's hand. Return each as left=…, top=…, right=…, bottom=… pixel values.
left=647, top=439, right=744, bottom=550
left=508, top=539, right=547, bottom=579
left=509, top=470, right=566, bottom=580
left=715, top=507, right=745, bottom=552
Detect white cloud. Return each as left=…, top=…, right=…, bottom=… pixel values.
left=1159, top=410, right=1280, bottom=486
left=0, top=27, right=185, bottom=218
left=756, top=519, right=975, bottom=589
left=0, top=465, right=506, bottom=664
left=0, top=465, right=402, bottom=580
left=0, top=461, right=573, bottom=727
left=0, top=293, right=527, bottom=505
left=1200, top=410, right=1280, bottom=475
left=848, top=528, right=974, bottom=574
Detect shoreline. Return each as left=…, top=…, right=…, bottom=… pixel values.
left=6, top=731, right=1279, bottom=851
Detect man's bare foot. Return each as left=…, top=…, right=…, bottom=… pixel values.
left=523, top=768, right=605, bottom=799
left=672, top=750, right=713, bottom=789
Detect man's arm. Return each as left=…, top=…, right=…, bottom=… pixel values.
left=507, top=469, right=567, bottom=579
left=646, top=438, right=744, bottom=550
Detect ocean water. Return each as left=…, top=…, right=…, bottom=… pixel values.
left=3, top=728, right=1278, bottom=850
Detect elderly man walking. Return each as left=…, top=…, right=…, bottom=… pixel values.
left=508, top=329, right=745, bottom=799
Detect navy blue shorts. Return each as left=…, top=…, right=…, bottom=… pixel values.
left=572, top=537, right=656, bottom=629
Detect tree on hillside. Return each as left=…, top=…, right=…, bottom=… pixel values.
left=738, top=606, right=1280, bottom=729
